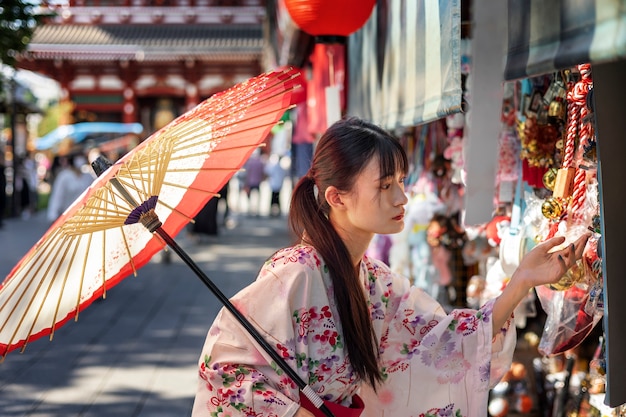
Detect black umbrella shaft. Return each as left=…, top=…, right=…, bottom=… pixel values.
left=91, top=156, right=334, bottom=417
left=155, top=228, right=335, bottom=417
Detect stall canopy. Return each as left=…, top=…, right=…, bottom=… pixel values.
left=36, top=122, right=144, bottom=151
left=505, top=0, right=626, bottom=81
left=347, top=0, right=462, bottom=130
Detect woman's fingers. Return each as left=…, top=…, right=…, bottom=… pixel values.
left=540, top=235, right=567, bottom=253
left=556, top=232, right=591, bottom=268
left=575, top=233, right=591, bottom=257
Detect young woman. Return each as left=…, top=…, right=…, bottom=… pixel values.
left=191, top=117, right=589, bottom=417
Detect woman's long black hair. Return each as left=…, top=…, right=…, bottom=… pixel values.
left=288, top=117, right=408, bottom=389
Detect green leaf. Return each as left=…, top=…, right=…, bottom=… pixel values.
left=0, top=0, right=56, bottom=68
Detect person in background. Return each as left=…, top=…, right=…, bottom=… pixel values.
left=264, top=153, right=288, bottom=217
left=218, top=181, right=231, bottom=225
left=0, top=146, right=6, bottom=228
left=190, top=197, right=219, bottom=240
left=192, top=117, right=589, bottom=417
left=242, top=148, right=266, bottom=216
left=20, top=152, right=39, bottom=219
left=46, top=153, right=95, bottom=223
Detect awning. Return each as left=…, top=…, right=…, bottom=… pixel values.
left=505, top=0, right=626, bottom=81
left=36, top=122, right=144, bottom=151
left=347, top=0, right=462, bottom=129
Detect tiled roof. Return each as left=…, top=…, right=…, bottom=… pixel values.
left=27, top=24, right=263, bottom=61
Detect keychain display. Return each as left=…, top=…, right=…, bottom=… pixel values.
left=484, top=64, right=607, bottom=416
left=531, top=64, right=604, bottom=356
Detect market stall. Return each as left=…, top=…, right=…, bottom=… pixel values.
left=500, top=0, right=625, bottom=411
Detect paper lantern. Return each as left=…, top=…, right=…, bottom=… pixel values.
left=284, top=0, right=376, bottom=41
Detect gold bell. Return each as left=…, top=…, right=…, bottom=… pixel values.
left=542, top=197, right=564, bottom=219
left=548, top=260, right=586, bottom=291
left=542, top=167, right=558, bottom=191
left=548, top=98, right=566, bottom=119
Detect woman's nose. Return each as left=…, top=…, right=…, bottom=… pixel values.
left=396, top=185, right=408, bottom=206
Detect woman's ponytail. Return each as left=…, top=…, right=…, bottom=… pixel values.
left=289, top=174, right=383, bottom=389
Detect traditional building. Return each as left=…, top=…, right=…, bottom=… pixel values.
left=17, top=0, right=268, bottom=139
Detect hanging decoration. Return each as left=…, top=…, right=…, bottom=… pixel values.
left=531, top=63, right=604, bottom=358
left=284, top=0, right=376, bottom=42
left=544, top=64, right=594, bottom=225
left=482, top=64, right=603, bottom=360
left=516, top=78, right=562, bottom=189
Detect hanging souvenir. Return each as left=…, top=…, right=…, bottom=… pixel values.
left=543, top=71, right=568, bottom=122
left=534, top=64, right=604, bottom=356
left=516, top=77, right=562, bottom=189
left=546, top=64, right=594, bottom=221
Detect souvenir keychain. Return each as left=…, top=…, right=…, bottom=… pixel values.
left=542, top=65, right=593, bottom=224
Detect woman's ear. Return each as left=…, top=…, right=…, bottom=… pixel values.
left=325, top=186, right=345, bottom=210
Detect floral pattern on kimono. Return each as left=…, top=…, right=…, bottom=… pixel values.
left=192, top=245, right=515, bottom=417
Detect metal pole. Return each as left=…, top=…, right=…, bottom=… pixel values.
left=9, top=76, right=19, bottom=218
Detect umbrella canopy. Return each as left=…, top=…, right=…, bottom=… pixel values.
left=0, top=67, right=302, bottom=357
left=35, top=122, right=144, bottom=151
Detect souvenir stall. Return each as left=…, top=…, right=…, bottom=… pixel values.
left=464, top=65, right=609, bottom=417
left=461, top=0, right=626, bottom=416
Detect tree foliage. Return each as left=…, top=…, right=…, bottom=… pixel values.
left=0, top=0, right=54, bottom=68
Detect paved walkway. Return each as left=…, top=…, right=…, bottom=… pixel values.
left=0, top=208, right=293, bottom=417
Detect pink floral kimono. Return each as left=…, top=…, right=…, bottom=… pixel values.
left=192, top=245, right=516, bottom=417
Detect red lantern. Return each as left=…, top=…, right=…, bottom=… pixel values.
left=284, top=0, right=376, bottom=41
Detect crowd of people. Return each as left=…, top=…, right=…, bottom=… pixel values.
left=0, top=147, right=102, bottom=226
left=0, top=141, right=292, bottom=237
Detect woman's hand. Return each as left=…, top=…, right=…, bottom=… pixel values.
left=513, top=232, right=591, bottom=289
left=294, top=406, right=315, bottom=417
left=491, top=232, right=590, bottom=333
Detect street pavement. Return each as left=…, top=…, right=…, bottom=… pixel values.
left=0, top=205, right=293, bottom=417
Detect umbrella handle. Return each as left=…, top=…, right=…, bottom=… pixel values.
left=90, top=156, right=335, bottom=417
left=155, top=229, right=335, bottom=417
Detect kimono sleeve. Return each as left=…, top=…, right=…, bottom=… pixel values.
left=191, top=256, right=312, bottom=417
left=362, top=272, right=516, bottom=417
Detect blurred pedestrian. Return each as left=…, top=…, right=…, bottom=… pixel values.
left=46, top=153, right=94, bottom=223
left=242, top=149, right=265, bottom=216
left=218, top=181, right=231, bottom=225
left=264, top=154, right=288, bottom=217
left=20, top=152, right=39, bottom=218
left=190, top=196, right=220, bottom=241
left=0, top=147, right=6, bottom=228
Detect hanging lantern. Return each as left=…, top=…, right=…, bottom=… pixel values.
left=284, top=0, right=376, bottom=42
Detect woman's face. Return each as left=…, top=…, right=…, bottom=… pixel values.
left=338, top=155, right=408, bottom=237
